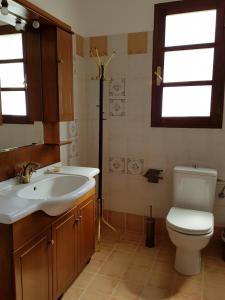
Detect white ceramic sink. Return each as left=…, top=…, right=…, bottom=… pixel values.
left=15, top=174, right=95, bottom=217
left=0, top=166, right=99, bottom=224
left=17, top=175, right=88, bottom=201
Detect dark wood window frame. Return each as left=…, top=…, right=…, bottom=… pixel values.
left=151, top=0, right=225, bottom=128
left=0, top=26, right=32, bottom=124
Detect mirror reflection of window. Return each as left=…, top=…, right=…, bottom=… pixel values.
left=0, top=31, right=27, bottom=116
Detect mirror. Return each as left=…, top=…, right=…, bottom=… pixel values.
left=0, top=17, right=44, bottom=152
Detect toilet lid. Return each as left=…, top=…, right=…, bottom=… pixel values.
left=167, top=207, right=214, bottom=235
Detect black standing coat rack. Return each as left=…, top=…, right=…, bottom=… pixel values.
left=90, top=48, right=117, bottom=245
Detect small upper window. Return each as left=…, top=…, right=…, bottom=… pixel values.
left=0, top=29, right=27, bottom=121
left=151, top=1, right=225, bottom=128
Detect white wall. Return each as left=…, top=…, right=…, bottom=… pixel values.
left=70, top=0, right=177, bottom=37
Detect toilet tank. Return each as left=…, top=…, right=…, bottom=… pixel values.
left=173, top=166, right=217, bottom=212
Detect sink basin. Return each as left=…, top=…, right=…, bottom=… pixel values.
left=17, top=175, right=88, bottom=201
left=15, top=174, right=95, bottom=217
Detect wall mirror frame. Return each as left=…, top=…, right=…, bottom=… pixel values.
left=0, top=0, right=74, bottom=181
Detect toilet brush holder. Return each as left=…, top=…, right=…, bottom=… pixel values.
left=145, top=205, right=155, bottom=248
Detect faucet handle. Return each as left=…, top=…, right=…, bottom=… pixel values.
left=15, top=162, right=41, bottom=184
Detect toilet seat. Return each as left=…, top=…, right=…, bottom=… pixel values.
left=167, top=207, right=214, bottom=235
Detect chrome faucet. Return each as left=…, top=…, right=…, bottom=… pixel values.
left=16, top=162, right=40, bottom=184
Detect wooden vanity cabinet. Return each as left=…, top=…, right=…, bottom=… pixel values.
left=52, top=210, right=77, bottom=299
left=0, top=191, right=96, bottom=300
left=41, top=26, right=74, bottom=122
left=77, top=197, right=96, bottom=272
left=13, top=229, right=53, bottom=300
left=52, top=197, right=96, bottom=299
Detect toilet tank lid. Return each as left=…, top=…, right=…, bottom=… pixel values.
left=174, top=166, right=217, bottom=177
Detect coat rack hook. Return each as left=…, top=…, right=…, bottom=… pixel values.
left=95, top=47, right=102, bottom=65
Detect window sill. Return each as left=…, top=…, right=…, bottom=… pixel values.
left=2, top=116, right=34, bottom=124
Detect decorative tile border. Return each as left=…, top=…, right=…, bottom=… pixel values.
left=128, top=32, right=148, bottom=55
left=127, top=159, right=144, bottom=175
left=67, top=120, right=78, bottom=139
left=103, top=210, right=167, bottom=235
left=102, top=209, right=223, bottom=248
left=109, top=157, right=126, bottom=174
left=109, top=78, right=126, bottom=97
left=109, top=99, right=126, bottom=117
left=90, top=36, right=108, bottom=56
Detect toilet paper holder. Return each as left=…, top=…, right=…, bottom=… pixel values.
left=144, top=169, right=163, bottom=183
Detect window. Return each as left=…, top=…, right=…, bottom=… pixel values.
left=151, top=0, right=225, bottom=128
left=0, top=27, right=29, bottom=123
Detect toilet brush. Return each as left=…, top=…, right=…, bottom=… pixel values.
left=145, top=205, right=155, bottom=248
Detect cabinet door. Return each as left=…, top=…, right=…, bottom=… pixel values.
left=52, top=211, right=77, bottom=299
left=14, top=229, right=53, bottom=300
left=57, top=28, right=74, bottom=121
left=78, top=197, right=95, bottom=271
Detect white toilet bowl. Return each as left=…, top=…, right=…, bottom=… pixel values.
left=167, top=226, right=213, bottom=275
left=166, top=207, right=214, bottom=275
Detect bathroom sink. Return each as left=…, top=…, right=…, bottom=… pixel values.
left=15, top=174, right=95, bottom=216
left=17, top=175, right=88, bottom=201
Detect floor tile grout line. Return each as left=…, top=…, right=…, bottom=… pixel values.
left=201, top=257, right=206, bottom=300
left=109, top=235, right=144, bottom=298
left=76, top=241, right=116, bottom=300
left=109, top=235, right=158, bottom=299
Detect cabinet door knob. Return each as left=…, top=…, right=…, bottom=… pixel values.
left=58, top=58, right=64, bottom=64
left=75, top=217, right=80, bottom=223
left=48, top=240, right=54, bottom=246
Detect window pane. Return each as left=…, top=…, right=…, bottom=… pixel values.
left=165, top=10, right=217, bottom=47
left=162, top=86, right=212, bottom=117
left=1, top=91, right=27, bottom=116
left=0, top=63, right=25, bottom=88
left=0, top=33, right=23, bottom=59
left=164, top=48, right=214, bottom=83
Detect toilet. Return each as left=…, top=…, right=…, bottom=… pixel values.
left=166, top=166, right=217, bottom=276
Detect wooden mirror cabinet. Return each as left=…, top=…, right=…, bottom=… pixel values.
left=0, top=0, right=75, bottom=181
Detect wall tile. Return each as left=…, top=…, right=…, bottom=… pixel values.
left=90, top=36, right=108, bottom=56
left=108, top=34, right=128, bottom=55
left=127, top=159, right=144, bottom=175
left=108, top=210, right=126, bottom=231
left=126, top=213, right=145, bottom=233
left=128, top=53, right=152, bottom=79
left=109, top=78, right=126, bottom=97
left=68, top=120, right=78, bottom=139
left=128, top=32, right=148, bottom=55
left=109, top=157, right=126, bottom=174
left=109, top=99, right=126, bottom=117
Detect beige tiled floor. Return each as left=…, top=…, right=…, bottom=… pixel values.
left=63, top=228, right=225, bottom=300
